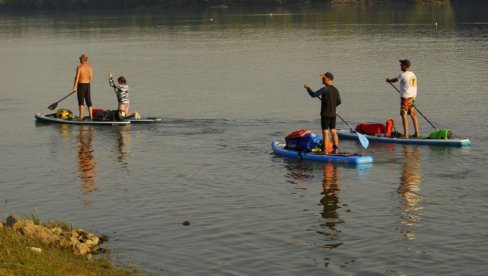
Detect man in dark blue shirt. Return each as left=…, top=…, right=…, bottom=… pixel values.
left=304, top=72, right=341, bottom=154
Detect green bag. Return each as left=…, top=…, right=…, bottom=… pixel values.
left=428, top=129, right=452, bottom=139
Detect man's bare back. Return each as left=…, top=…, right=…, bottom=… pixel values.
left=77, top=63, right=93, bottom=83
left=73, top=60, right=93, bottom=91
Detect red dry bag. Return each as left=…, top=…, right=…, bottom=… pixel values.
left=385, top=119, right=395, bottom=136
left=355, top=123, right=386, bottom=135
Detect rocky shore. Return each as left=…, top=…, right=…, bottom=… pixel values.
left=1, top=215, right=137, bottom=275
left=2, top=215, right=107, bottom=260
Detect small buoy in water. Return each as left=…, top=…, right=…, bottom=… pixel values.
left=182, top=220, right=190, bottom=226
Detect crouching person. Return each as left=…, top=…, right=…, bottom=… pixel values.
left=108, top=73, right=140, bottom=119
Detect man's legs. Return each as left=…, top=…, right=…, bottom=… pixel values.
left=411, top=113, right=420, bottom=137
left=79, top=105, right=84, bottom=120
left=401, top=114, right=409, bottom=138
left=322, top=128, right=330, bottom=154
left=331, top=128, right=339, bottom=154
left=88, top=106, right=93, bottom=120
left=77, top=90, right=84, bottom=120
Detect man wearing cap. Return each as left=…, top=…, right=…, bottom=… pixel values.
left=73, top=54, right=94, bottom=120
left=304, top=72, right=341, bottom=154
left=386, top=59, right=420, bottom=138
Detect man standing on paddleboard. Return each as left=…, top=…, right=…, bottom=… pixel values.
left=304, top=72, right=341, bottom=154
left=73, top=54, right=94, bottom=120
left=386, top=59, right=420, bottom=138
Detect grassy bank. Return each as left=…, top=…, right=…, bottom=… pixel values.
left=0, top=221, right=138, bottom=275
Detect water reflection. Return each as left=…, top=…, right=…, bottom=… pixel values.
left=282, top=160, right=346, bottom=250
left=116, top=126, right=131, bottom=168
left=58, top=124, right=72, bottom=139
left=397, top=146, right=422, bottom=240
left=283, top=159, right=315, bottom=189
left=75, top=126, right=132, bottom=205
left=77, top=126, right=99, bottom=206
left=319, top=163, right=343, bottom=250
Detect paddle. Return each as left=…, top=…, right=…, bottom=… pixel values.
left=388, top=82, right=437, bottom=130
left=48, top=91, right=76, bottom=110
left=336, top=113, right=369, bottom=149
left=315, top=95, right=369, bottom=149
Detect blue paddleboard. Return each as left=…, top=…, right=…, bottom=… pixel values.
left=337, top=129, right=471, bottom=147
left=271, top=141, right=373, bottom=165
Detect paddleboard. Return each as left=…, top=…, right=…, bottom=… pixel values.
left=35, top=113, right=130, bottom=125
left=337, top=129, right=471, bottom=147
left=126, top=117, right=162, bottom=124
left=271, top=141, right=373, bottom=165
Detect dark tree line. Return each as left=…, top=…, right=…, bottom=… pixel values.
left=0, top=0, right=456, bottom=11
left=0, top=0, right=321, bottom=10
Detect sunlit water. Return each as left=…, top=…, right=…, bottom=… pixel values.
left=1, top=4, right=488, bottom=275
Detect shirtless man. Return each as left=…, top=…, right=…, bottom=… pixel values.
left=73, top=54, right=94, bottom=120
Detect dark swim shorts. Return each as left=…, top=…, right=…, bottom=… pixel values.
left=77, top=83, right=92, bottom=107
left=321, top=116, right=336, bottom=130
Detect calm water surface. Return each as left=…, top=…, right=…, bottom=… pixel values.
left=1, top=4, right=488, bottom=275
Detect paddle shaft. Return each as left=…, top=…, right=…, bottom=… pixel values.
left=336, top=113, right=370, bottom=148
left=336, top=113, right=354, bottom=132
left=388, top=82, right=437, bottom=130
left=315, top=95, right=369, bottom=148
left=48, top=91, right=75, bottom=110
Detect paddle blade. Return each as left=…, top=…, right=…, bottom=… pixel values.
left=48, top=91, right=75, bottom=110
left=357, top=132, right=369, bottom=149
left=48, top=102, right=58, bottom=110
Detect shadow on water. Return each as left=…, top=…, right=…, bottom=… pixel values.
left=36, top=123, right=134, bottom=206
left=74, top=125, right=134, bottom=206
left=76, top=126, right=99, bottom=206
left=114, top=126, right=131, bottom=168
left=279, top=156, right=373, bottom=186
left=280, top=158, right=371, bottom=251
left=319, top=163, right=344, bottom=251
left=364, top=143, right=423, bottom=240
left=397, top=146, right=422, bottom=240
left=282, top=158, right=316, bottom=186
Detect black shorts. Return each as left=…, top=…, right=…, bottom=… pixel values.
left=77, top=83, right=92, bottom=107
left=321, top=116, right=336, bottom=130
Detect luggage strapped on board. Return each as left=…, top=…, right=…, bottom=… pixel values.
left=55, top=108, right=74, bottom=119
left=285, top=129, right=323, bottom=152
left=355, top=119, right=399, bottom=137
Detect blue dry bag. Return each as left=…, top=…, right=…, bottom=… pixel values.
left=285, top=129, right=323, bottom=152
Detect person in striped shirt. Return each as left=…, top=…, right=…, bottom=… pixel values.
left=108, top=73, right=139, bottom=119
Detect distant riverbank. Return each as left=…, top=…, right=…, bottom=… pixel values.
left=1, top=0, right=485, bottom=26
left=0, top=0, right=457, bottom=12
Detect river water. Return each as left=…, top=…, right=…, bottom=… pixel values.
left=1, top=3, right=488, bottom=275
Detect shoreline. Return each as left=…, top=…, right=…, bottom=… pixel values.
left=0, top=215, right=138, bottom=275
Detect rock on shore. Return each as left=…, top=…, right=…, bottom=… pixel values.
left=4, top=215, right=106, bottom=260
